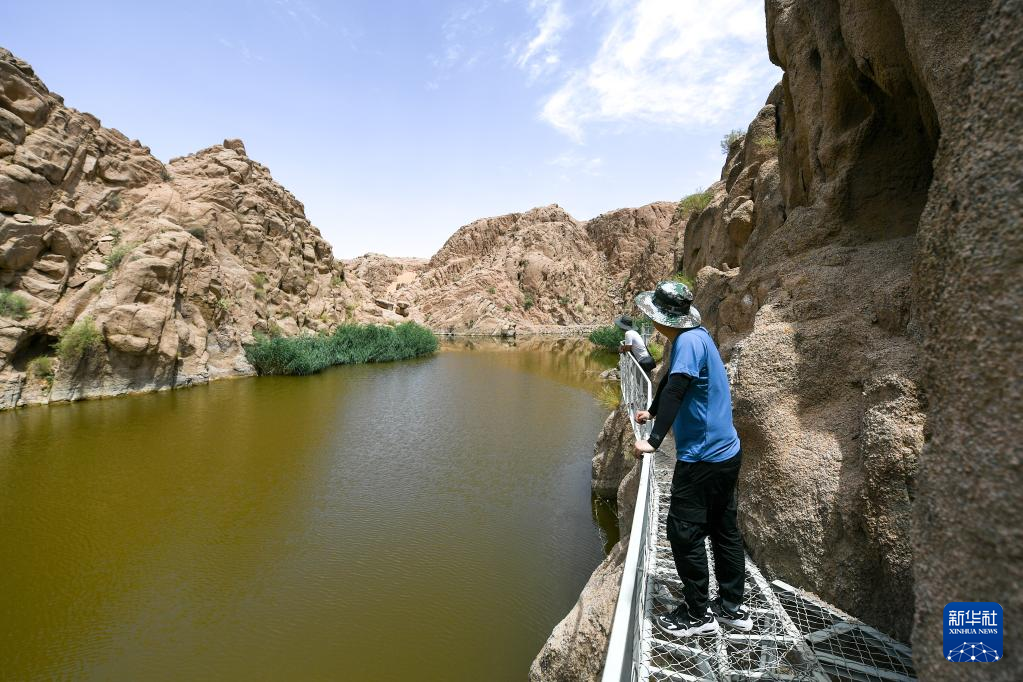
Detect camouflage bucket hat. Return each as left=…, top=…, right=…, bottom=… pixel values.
left=635, top=281, right=701, bottom=329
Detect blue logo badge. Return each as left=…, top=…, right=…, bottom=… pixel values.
left=944, top=602, right=1002, bottom=662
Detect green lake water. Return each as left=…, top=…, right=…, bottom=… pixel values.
left=0, top=338, right=617, bottom=681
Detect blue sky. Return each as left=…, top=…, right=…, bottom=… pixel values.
left=3, top=0, right=780, bottom=258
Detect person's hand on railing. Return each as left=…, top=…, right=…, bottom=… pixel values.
left=635, top=410, right=651, bottom=424
left=633, top=439, right=655, bottom=459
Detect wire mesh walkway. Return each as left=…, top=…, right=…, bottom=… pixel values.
left=603, top=352, right=917, bottom=681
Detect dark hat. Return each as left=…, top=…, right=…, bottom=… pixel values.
left=635, top=281, right=701, bottom=329
left=614, top=315, right=634, bottom=331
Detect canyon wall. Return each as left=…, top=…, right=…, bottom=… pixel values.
left=534, top=1, right=1020, bottom=679
left=397, top=202, right=678, bottom=335
left=0, top=47, right=681, bottom=408
left=0, top=48, right=386, bottom=408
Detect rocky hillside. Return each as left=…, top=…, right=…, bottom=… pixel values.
left=0, top=47, right=682, bottom=409
left=533, top=1, right=1020, bottom=680
left=0, top=48, right=398, bottom=409
left=348, top=202, right=679, bottom=335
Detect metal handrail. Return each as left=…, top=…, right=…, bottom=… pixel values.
left=601, top=351, right=653, bottom=682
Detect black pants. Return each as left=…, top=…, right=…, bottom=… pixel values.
left=639, top=356, right=656, bottom=375
left=666, top=451, right=745, bottom=615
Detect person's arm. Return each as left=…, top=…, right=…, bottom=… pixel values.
left=646, top=373, right=691, bottom=450
left=647, top=369, right=670, bottom=415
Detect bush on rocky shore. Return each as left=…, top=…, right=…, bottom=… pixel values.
left=244, top=322, right=438, bottom=376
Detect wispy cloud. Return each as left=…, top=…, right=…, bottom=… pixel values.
left=548, top=150, right=604, bottom=176
left=431, top=3, right=493, bottom=77
left=218, top=37, right=266, bottom=64
left=513, top=0, right=571, bottom=79
left=538, top=0, right=779, bottom=141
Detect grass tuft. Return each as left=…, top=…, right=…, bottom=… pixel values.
left=673, top=189, right=714, bottom=222
left=595, top=383, right=621, bottom=411
left=27, top=356, right=54, bottom=384
left=0, top=289, right=29, bottom=320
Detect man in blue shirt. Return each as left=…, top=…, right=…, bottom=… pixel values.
left=632, top=280, right=751, bottom=638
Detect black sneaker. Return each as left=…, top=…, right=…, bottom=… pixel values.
left=710, top=599, right=753, bottom=632
left=655, top=606, right=720, bottom=638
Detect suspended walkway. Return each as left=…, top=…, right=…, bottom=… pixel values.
left=602, top=352, right=917, bottom=682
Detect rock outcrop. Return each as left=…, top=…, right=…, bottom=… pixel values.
left=535, top=2, right=1020, bottom=679
left=398, top=202, right=678, bottom=335
left=0, top=47, right=681, bottom=408
left=680, top=0, right=1020, bottom=670
left=0, top=48, right=390, bottom=408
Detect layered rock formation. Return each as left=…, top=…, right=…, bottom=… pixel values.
left=0, top=48, right=392, bottom=408
left=535, top=1, right=1020, bottom=679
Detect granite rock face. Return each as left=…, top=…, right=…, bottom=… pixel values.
left=0, top=48, right=387, bottom=408
left=0, top=47, right=680, bottom=407
left=536, top=2, right=1020, bottom=678
left=679, top=0, right=1018, bottom=658
left=908, top=1, right=1022, bottom=679
left=397, top=202, right=678, bottom=335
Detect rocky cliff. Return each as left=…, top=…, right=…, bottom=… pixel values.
left=351, top=202, right=679, bottom=336
left=534, top=1, right=1020, bottom=679
left=0, top=48, right=406, bottom=408
left=0, top=47, right=681, bottom=408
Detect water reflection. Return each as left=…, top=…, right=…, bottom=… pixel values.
left=0, top=338, right=618, bottom=681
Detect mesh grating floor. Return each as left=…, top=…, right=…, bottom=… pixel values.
left=633, top=450, right=917, bottom=682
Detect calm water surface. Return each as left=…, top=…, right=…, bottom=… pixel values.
left=0, top=338, right=616, bottom=681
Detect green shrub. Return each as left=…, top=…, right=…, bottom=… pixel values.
left=104, top=243, right=133, bottom=269
left=754, top=135, right=779, bottom=151
left=244, top=321, right=438, bottom=376
left=503, top=305, right=512, bottom=312
left=160, top=167, right=172, bottom=181
left=104, top=193, right=122, bottom=211
left=588, top=325, right=625, bottom=351
left=188, top=227, right=206, bottom=240
left=486, top=286, right=496, bottom=295
left=27, top=356, right=54, bottom=383
left=558, top=295, right=570, bottom=306
left=251, top=273, right=268, bottom=290
left=648, top=340, right=664, bottom=362
left=0, top=289, right=29, bottom=320
left=331, top=275, right=344, bottom=287
left=56, top=316, right=103, bottom=365
left=671, top=272, right=696, bottom=290
left=674, top=189, right=714, bottom=222
left=523, top=293, right=535, bottom=310
left=217, top=297, right=232, bottom=311
left=720, top=129, right=744, bottom=154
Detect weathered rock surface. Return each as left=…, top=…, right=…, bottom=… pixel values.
left=0, top=48, right=387, bottom=408
left=537, top=2, right=1020, bottom=679
left=909, top=1, right=1022, bottom=679
left=0, top=48, right=679, bottom=409
left=677, top=0, right=1020, bottom=664
left=356, top=202, right=678, bottom=335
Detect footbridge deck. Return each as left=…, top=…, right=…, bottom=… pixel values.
left=602, top=352, right=917, bottom=682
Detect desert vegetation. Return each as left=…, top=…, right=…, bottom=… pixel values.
left=244, top=321, right=438, bottom=376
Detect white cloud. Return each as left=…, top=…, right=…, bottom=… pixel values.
left=513, top=0, right=571, bottom=79
left=539, top=0, right=780, bottom=140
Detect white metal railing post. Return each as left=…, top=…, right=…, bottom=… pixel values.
left=601, top=352, right=654, bottom=682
